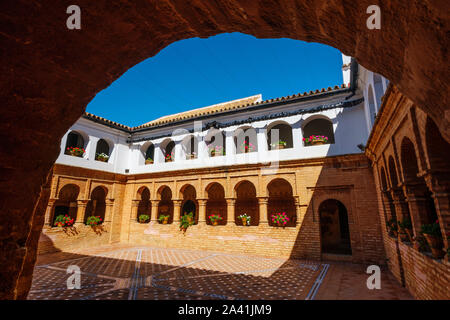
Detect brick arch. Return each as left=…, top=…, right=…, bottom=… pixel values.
left=136, top=186, right=151, bottom=223
left=234, top=180, right=259, bottom=226
left=85, top=186, right=107, bottom=224
left=179, top=184, right=198, bottom=224
left=267, top=178, right=296, bottom=227
left=52, top=184, right=81, bottom=226
left=157, top=185, right=174, bottom=224
left=399, top=137, right=420, bottom=183
left=89, top=184, right=109, bottom=200
left=425, top=116, right=450, bottom=171
left=156, top=184, right=174, bottom=200
left=205, top=182, right=227, bottom=225
left=3, top=0, right=450, bottom=300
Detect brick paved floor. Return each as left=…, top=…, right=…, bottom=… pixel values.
left=28, top=245, right=412, bottom=300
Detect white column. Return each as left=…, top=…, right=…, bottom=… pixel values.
left=225, top=130, right=235, bottom=163
left=198, top=137, right=208, bottom=164
left=174, top=141, right=182, bottom=162
left=154, top=143, right=164, bottom=164
left=292, top=126, right=303, bottom=151
left=87, top=136, right=99, bottom=161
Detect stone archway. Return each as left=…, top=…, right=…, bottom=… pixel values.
left=2, top=0, right=450, bottom=299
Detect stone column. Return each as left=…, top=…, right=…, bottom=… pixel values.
left=105, top=199, right=114, bottom=223
left=390, top=189, right=409, bottom=221
left=198, top=199, right=207, bottom=224
left=150, top=200, right=159, bottom=223
left=226, top=198, right=235, bottom=225
left=75, top=200, right=88, bottom=225
left=258, top=197, right=268, bottom=225
left=131, top=199, right=140, bottom=222
left=173, top=200, right=182, bottom=222
left=44, top=199, right=56, bottom=226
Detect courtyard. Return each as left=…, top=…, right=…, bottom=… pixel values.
left=28, top=245, right=412, bottom=300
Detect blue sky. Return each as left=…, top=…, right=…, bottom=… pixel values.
left=86, top=32, right=343, bottom=127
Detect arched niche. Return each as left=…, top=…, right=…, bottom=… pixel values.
left=52, top=184, right=80, bottom=226
left=85, top=186, right=107, bottom=224
left=267, top=121, right=293, bottom=150
left=64, top=131, right=87, bottom=157
left=302, top=117, right=335, bottom=146
left=205, top=129, right=226, bottom=157
left=205, top=182, right=227, bottom=226
left=180, top=184, right=198, bottom=224
left=182, top=135, right=198, bottom=160
left=234, top=180, right=259, bottom=226
left=95, top=138, right=112, bottom=162
left=136, top=186, right=151, bottom=223
left=267, top=178, right=296, bottom=227
left=234, top=126, right=258, bottom=154
left=157, top=186, right=173, bottom=224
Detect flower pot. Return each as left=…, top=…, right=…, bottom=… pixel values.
left=242, top=218, right=248, bottom=226
left=187, top=217, right=194, bottom=224
left=212, top=221, right=218, bottom=226
left=165, top=159, right=172, bottom=163
left=274, top=145, right=285, bottom=150
left=97, top=158, right=108, bottom=162
left=311, top=140, right=326, bottom=145
left=70, top=150, right=83, bottom=157
left=187, top=154, right=196, bottom=160
left=161, top=218, right=169, bottom=224
left=145, top=160, right=154, bottom=165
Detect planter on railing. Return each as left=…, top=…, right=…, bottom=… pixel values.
left=158, top=215, right=170, bottom=224
left=54, top=214, right=75, bottom=228
left=421, top=221, right=445, bottom=259
left=209, top=146, right=225, bottom=157
left=270, top=141, right=286, bottom=150
left=303, top=135, right=329, bottom=146
left=209, top=214, right=223, bottom=226
left=271, top=212, right=290, bottom=227
left=95, top=153, right=109, bottom=162
left=145, top=158, right=154, bottom=165
left=138, top=214, right=150, bottom=224
left=237, top=214, right=251, bottom=226
left=67, top=147, right=85, bottom=157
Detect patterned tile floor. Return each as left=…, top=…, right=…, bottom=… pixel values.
left=28, top=245, right=412, bottom=300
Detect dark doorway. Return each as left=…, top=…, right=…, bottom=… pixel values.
left=319, top=199, right=352, bottom=255
left=182, top=200, right=196, bottom=217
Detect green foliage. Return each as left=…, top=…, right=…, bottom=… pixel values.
left=86, top=215, right=102, bottom=226
left=158, top=214, right=169, bottom=222
left=208, top=214, right=223, bottom=223
left=179, top=212, right=194, bottom=231
left=54, top=214, right=74, bottom=227
left=138, top=214, right=150, bottom=223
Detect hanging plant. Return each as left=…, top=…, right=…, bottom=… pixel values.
left=179, top=212, right=194, bottom=232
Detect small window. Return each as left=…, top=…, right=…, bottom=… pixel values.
left=95, top=139, right=110, bottom=162
left=65, top=131, right=85, bottom=157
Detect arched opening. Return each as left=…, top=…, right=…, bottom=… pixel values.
left=235, top=181, right=259, bottom=226
left=319, top=199, right=352, bottom=255
left=267, top=122, right=293, bottom=150
left=144, top=143, right=155, bottom=164
left=267, top=179, right=296, bottom=227
left=161, top=139, right=175, bottom=162
left=158, top=186, right=173, bottom=224
left=302, top=118, right=335, bottom=146
left=388, top=156, right=399, bottom=188
left=136, top=187, right=151, bottom=223
left=182, top=135, right=198, bottom=160
left=64, top=131, right=86, bottom=157
left=206, top=129, right=226, bottom=157
left=205, top=183, right=227, bottom=226
left=425, top=116, right=450, bottom=171
left=95, top=139, right=111, bottom=162
left=85, top=186, right=107, bottom=224
left=52, top=184, right=80, bottom=227
left=234, top=127, right=258, bottom=154
left=180, top=184, right=198, bottom=224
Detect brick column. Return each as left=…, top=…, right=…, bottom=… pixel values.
left=44, top=199, right=56, bottom=226
left=150, top=200, right=159, bottom=223
left=226, top=198, right=235, bottom=224
left=258, top=197, right=268, bottom=225
left=131, top=199, right=140, bottom=222
left=424, top=173, right=450, bottom=253
left=295, top=198, right=302, bottom=226
left=105, top=199, right=114, bottom=223
left=198, top=199, right=207, bottom=224
left=75, top=200, right=88, bottom=225
left=173, top=200, right=182, bottom=222
left=390, top=189, right=410, bottom=221
left=403, top=184, right=430, bottom=237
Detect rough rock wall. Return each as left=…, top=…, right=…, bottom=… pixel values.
left=0, top=0, right=448, bottom=299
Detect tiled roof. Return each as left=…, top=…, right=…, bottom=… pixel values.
left=83, top=84, right=350, bottom=132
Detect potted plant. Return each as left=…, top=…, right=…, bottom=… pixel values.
left=271, top=212, right=290, bottom=227
left=66, top=146, right=85, bottom=157
left=398, top=217, right=413, bottom=242
left=237, top=213, right=251, bottom=226
left=421, top=221, right=444, bottom=259
left=54, top=214, right=75, bottom=228
left=158, top=214, right=170, bottom=224
left=180, top=212, right=194, bottom=232
left=209, top=214, right=223, bottom=226
left=186, top=152, right=196, bottom=160
left=86, top=215, right=102, bottom=226
left=271, top=140, right=287, bottom=150
left=145, top=157, right=154, bottom=165
left=240, top=141, right=255, bottom=153
left=303, top=135, right=329, bottom=146
left=386, top=218, right=398, bottom=237
left=95, top=153, right=109, bottom=162
left=138, top=214, right=150, bottom=224
left=209, top=145, right=225, bottom=157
